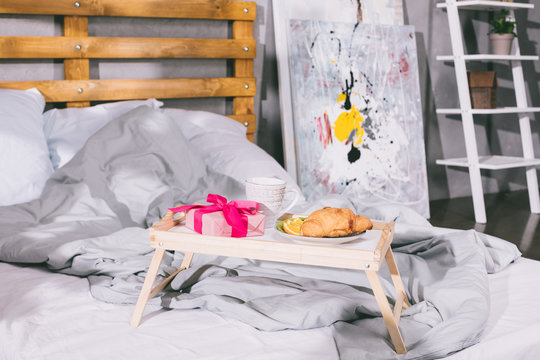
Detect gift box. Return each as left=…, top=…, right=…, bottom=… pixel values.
left=169, top=194, right=265, bottom=238
left=185, top=208, right=265, bottom=237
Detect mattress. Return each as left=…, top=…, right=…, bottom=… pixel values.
left=1, top=257, right=539, bottom=359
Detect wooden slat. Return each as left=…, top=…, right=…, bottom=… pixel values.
left=233, top=97, right=254, bottom=118
left=64, top=16, right=90, bottom=107
left=63, top=16, right=87, bottom=37
left=233, top=21, right=255, bottom=76
left=0, top=0, right=256, bottom=20
left=150, top=229, right=380, bottom=270
left=0, top=78, right=256, bottom=102
left=227, top=114, right=256, bottom=134
left=233, top=96, right=257, bottom=137
left=0, top=37, right=256, bottom=59
left=233, top=20, right=255, bottom=142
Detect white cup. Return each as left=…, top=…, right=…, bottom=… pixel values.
left=245, top=177, right=301, bottom=229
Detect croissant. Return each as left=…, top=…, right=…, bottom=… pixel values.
left=300, top=207, right=373, bottom=237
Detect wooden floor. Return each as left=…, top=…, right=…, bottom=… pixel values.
left=429, top=189, right=540, bottom=261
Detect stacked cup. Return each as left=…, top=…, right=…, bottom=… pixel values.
left=245, top=177, right=301, bottom=229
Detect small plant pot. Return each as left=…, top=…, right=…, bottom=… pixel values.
left=489, top=33, right=515, bottom=55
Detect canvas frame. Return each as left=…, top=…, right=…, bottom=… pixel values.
left=272, top=0, right=403, bottom=181
left=273, top=0, right=429, bottom=217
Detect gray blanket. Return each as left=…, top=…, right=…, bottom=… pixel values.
left=0, top=107, right=521, bottom=359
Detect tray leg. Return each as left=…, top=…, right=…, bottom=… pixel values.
left=180, top=251, right=194, bottom=270
left=130, top=248, right=166, bottom=328
left=148, top=251, right=195, bottom=299
left=130, top=251, right=195, bottom=327
left=366, top=270, right=407, bottom=354
left=385, top=248, right=411, bottom=309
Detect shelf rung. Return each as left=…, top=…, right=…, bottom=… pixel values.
left=436, top=156, right=540, bottom=170
left=436, top=107, right=540, bottom=115
left=437, top=1, right=534, bottom=11
left=436, top=54, right=539, bottom=62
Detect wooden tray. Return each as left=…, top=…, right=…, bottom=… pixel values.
left=130, top=209, right=410, bottom=354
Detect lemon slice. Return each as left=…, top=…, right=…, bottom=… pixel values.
left=282, top=217, right=304, bottom=236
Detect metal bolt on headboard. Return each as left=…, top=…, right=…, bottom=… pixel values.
left=74, top=1, right=80, bottom=7
left=243, top=8, right=249, bottom=13
left=75, top=44, right=82, bottom=50
left=244, top=84, right=249, bottom=89
left=244, top=122, right=249, bottom=127
left=77, top=88, right=83, bottom=94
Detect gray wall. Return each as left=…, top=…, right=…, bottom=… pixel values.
left=1, top=0, right=539, bottom=201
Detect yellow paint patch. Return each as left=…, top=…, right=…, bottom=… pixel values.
left=336, top=93, right=346, bottom=102
left=333, top=105, right=365, bottom=146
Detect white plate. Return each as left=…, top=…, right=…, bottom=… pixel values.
left=276, top=230, right=365, bottom=245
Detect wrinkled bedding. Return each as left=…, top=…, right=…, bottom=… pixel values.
left=0, top=106, right=522, bottom=359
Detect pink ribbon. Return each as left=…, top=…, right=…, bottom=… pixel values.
left=169, top=194, right=259, bottom=238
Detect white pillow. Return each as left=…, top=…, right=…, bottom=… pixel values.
left=163, top=108, right=247, bottom=140
left=0, top=88, right=54, bottom=206
left=163, top=108, right=303, bottom=198
left=43, top=99, right=163, bottom=169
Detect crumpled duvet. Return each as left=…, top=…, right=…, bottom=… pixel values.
left=0, top=106, right=521, bottom=359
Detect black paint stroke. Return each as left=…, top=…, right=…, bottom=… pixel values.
left=342, top=71, right=355, bottom=110
left=347, top=143, right=361, bottom=163
left=310, top=32, right=320, bottom=50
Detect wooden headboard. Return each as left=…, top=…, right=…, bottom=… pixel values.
left=0, top=0, right=257, bottom=141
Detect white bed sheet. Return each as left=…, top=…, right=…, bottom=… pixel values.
left=0, top=262, right=337, bottom=360
left=445, top=257, right=540, bottom=360
left=1, top=257, right=539, bottom=360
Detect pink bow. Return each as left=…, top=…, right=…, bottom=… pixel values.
left=169, top=194, right=259, bottom=238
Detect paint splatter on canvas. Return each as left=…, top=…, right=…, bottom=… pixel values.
left=288, top=20, right=429, bottom=217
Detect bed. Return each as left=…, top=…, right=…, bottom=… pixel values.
left=1, top=1, right=540, bottom=359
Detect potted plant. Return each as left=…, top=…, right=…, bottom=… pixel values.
left=489, top=9, right=517, bottom=55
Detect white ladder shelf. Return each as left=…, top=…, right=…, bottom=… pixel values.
left=437, top=0, right=540, bottom=223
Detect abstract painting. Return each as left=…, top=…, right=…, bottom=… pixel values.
left=273, top=0, right=404, bottom=183
left=288, top=20, right=429, bottom=217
